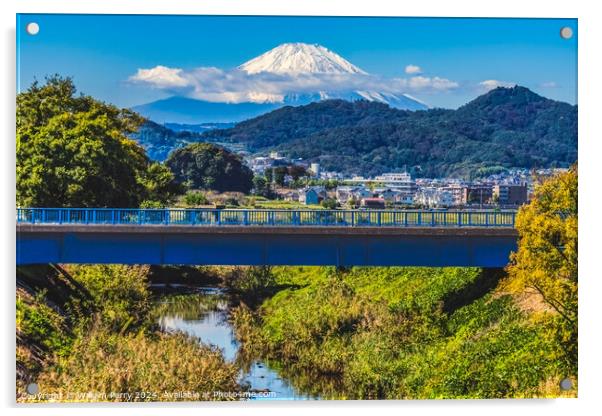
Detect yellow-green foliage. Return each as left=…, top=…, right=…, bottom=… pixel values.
left=27, top=329, right=241, bottom=402
left=504, top=166, right=577, bottom=368
left=17, top=290, right=71, bottom=356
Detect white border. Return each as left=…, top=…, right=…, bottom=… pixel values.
left=2, top=1, right=601, bottom=415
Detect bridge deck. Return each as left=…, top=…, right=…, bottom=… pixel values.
left=16, top=223, right=518, bottom=236
left=17, top=221, right=518, bottom=267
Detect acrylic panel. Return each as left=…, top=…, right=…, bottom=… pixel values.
left=16, top=14, right=577, bottom=402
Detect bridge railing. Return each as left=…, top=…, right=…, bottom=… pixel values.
left=16, top=208, right=516, bottom=228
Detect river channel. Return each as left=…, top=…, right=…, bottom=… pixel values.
left=155, top=286, right=316, bottom=400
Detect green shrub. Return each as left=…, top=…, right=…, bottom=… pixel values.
left=184, top=191, right=209, bottom=207
left=16, top=290, right=71, bottom=356
left=321, top=198, right=338, bottom=209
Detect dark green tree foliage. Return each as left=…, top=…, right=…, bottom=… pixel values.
left=264, top=168, right=273, bottom=184
left=17, top=76, right=177, bottom=207
left=273, top=167, right=288, bottom=186
left=202, top=87, right=577, bottom=178
left=252, top=176, right=268, bottom=194
left=165, top=142, right=253, bottom=193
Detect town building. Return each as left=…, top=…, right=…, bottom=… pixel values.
left=374, top=187, right=396, bottom=202
left=335, top=186, right=358, bottom=205
left=414, top=187, right=454, bottom=208
left=441, top=184, right=465, bottom=206
left=298, top=186, right=326, bottom=205
left=493, top=184, right=528, bottom=206
left=375, top=172, right=417, bottom=203
left=462, top=185, right=493, bottom=205
left=374, top=172, right=412, bottom=183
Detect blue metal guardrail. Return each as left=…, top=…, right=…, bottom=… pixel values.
left=16, top=208, right=516, bottom=228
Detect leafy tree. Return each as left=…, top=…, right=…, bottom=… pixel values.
left=252, top=175, right=267, bottom=194
left=264, top=168, right=273, bottom=184
left=17, top=76, right=177, bottom=207
left=273, top=166, right=287, bottom=186
left=165, top=142, right=253, bottom=193
left=504, top=165, right=577, bottom=368
left=139, top=162, right=183, bottom=207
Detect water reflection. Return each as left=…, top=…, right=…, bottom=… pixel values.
left=155, top=287, right=316, bottom=400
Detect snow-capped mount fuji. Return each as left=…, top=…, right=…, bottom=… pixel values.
left=132, top=42, right=427, bottom=124
left=239, top=42, right=367, bottom=75
left=238, top=43, right=427, bottom=110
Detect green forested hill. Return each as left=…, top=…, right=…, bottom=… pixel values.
left=200, top=99, right=408, bottom=150
left=202, top=86, right=577, bottom=178
left=130, top=120, right=205, bottom=161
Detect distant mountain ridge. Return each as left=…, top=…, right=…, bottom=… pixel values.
left=164, top=122, right=236, bottom=133
left=131, top=96, right=281, bottom=124
left=200, top=86, right=577, bottom=178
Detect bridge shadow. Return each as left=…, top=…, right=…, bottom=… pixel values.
left=442, top=267, right=507, bottom=315
left=17, top=264, right=94, bottom=316
left=148, top=265, right=222, bottom=288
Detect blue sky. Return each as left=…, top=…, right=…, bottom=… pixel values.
left=17, top=14, right=577, bottom=109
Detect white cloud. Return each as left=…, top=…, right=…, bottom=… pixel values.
left=129, top=65, right=189, bottom=88
left=406, top=76, right=459, bottom=91
left=479, top=79, right=516, bottom=91
left=540, top=81, right=558, bottom=88
left=129, top=65, right=459, bottom=104
left=405, top=64, right=422, bottom=75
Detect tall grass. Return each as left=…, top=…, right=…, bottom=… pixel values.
left=24, top=329, right=241, bottom=402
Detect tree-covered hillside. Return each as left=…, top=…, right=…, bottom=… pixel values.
left=202, top=86, right=577, bottom=178
left=130, top=120, right=206, bottom=161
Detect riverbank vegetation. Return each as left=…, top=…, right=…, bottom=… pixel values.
left=230, top=266, right=574, bottom=399
left=16, top=264, right=243, bottom=402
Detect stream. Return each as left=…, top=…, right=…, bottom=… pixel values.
left=155, top=286, right=316, bottom=400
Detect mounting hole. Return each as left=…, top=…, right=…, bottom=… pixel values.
left=26, top=383, right=39, bottom=395
left=560, top=27, right=573, bottom=40
left=26, top=22, right=40, bottom=35
left=559, top=377, right=573, bottom=391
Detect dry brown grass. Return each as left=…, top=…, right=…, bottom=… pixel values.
left=20, top=329, right=244, bottom=402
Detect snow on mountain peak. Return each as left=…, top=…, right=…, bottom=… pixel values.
left=239, top=42, right=367, bottom=75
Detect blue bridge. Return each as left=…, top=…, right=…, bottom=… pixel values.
left=16, top=208, right=518, bottom=267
